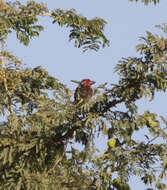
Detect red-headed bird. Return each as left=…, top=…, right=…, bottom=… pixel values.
left=73, top=79, right=96, bottom=104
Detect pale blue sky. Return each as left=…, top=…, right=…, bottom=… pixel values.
left=6, top=0, right=167, bottom=189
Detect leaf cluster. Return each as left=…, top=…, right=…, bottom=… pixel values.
left=51, top=8, right=109, bottom=52
left=129, top=0, right=160, bottom=5
left=0, top=1, right=48, bottom=45
left=114, top=31, right=167, bottom=103
left=0, top=1, right=109, bottom=51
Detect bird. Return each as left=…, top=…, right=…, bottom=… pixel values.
left=73, top=79, right=96, bottom=105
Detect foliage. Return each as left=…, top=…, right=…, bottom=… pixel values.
left=0, top=1, right=48, bottom=45
left=0, top=1, right=109, bottom=51
left=0, top=0, right=167, bottom=190
left=51, top=9, right=109, bottom=52
left=129, top=0, right=160, bottom=5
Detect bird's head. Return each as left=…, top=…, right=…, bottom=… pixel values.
left=81, top=79, right=95, bottom=87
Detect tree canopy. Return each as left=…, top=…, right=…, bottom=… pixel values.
left=0, top=0, right=167, bottom=190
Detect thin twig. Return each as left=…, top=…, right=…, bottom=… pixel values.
left=147, top=126, right=167, bottom=145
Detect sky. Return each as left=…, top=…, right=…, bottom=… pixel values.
left=6, top=0, right=167, bottom=189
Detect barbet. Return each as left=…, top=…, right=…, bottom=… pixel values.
left=73, top=79, right=96, bottom=105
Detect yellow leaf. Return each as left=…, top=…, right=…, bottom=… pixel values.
left=108, top=139, right=116, bottom=148
left=145, top=116, right=152, bottom=121
left=113, top=178, right=130, bottom=190
left=149, top=121, right=158, bottom=128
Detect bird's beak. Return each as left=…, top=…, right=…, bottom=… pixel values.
left=90, top=81, right=96, bottom=85
left=71, top=80, right=80, bottom=84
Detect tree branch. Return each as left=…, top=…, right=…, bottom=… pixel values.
left=0, top=54, right=14, bottom=115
